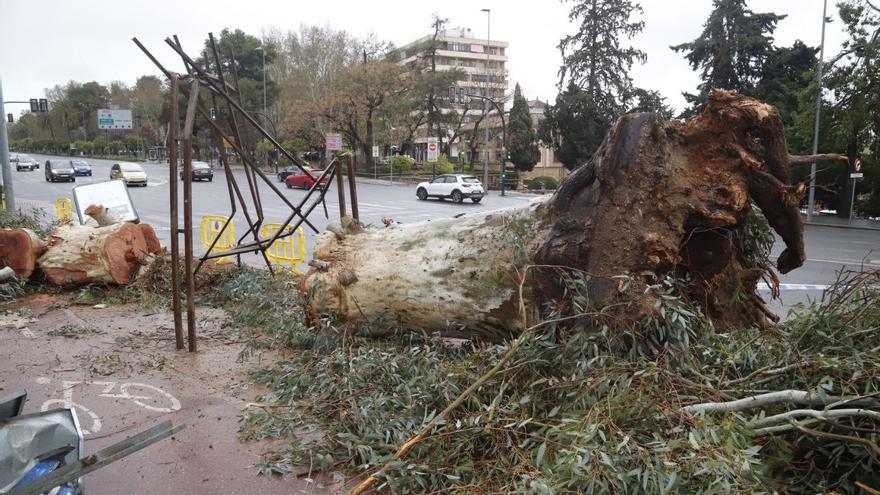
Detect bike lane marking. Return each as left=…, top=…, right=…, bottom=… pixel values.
left=36, top=378, right=181, bottom=436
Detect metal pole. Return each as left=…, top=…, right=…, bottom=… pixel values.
left=168, top=75, right=184, bottom=350
left=182, top=80, right=200, bottom=353
left=346, top=156, right=359, bottom=221
left=807, top=0, right=828, bottom=221
left=262, top=38, right=267, bottom=168
left=0, top=77, right=16, bottom=210
left=336, top=157, right=347, bottom=218
left=482, top=8, right=490, bottom=191
left=849, top=177, right=857, bottom=224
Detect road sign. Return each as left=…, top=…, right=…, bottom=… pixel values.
left=372, top=145, right=379, bottom=158
left=854, top=158, right=862, bottom=172
left=427, top=137, right=439, bottom=162
left=850, top=172, right=864, bottom=179
left=97, top=109, right=133, bottom=129
left=325, top=133, right=342, bottom=151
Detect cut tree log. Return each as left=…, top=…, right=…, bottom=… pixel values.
left=39, top=223, right=151, bottom=287
left=302, top=90, right=839, bottom=339
left=0, top=228, right=47, bottom=279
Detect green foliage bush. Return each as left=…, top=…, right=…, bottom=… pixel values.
left=434, top=153, right=454, bottom=174
left=526, top=176, right=559, bottom=190
left=390, top=155, right=414, bottom=174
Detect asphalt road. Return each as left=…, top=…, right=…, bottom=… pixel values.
left=11, top=153, right=535, bottom=257
left=10, top=153, right=880, bottom=314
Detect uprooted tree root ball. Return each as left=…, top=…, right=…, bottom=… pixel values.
left=302, top=91, right=847, bottom=339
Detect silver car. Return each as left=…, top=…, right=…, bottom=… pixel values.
left=15, top=154, right=38, bottom=172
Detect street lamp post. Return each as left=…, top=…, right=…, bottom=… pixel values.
left=0, top=77, right=16, bottom=210
left=257, top=41, right=268, bottom=167
left=481, top=8, right=490, bottom=192
left=807, top=0, right=828, bottom=221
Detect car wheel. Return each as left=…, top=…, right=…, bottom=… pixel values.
left=209, top=177, right=213, bottom=182
left=451, top=190, right=463, bottom=203
left=286, top=182, right=292, bottom=189
left=471, top=197, right=482, bottom=203
left=417, top=188, right=428, bottom=201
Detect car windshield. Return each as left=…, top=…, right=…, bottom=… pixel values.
left=20, top=155, right=33, bottom=162
left=462, top=177, right=480, bottom=183
left=192, top=162, right=210, bottom=169
left=51, top=161, right=73, bottom=170
left=73, top=161, right=88, bottom=167
left=120, top=163, right=143, bottom=172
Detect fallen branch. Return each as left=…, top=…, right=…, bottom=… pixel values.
left=683, top=390, right=880, bottom=415
left=790, top=419, right=880, bottom=457
left=787, top=153, right=849, bottom=165
left=750, top=408, right=880, bottom=435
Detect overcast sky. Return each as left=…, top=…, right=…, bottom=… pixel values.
left=0, top=0, right=848, bottom=116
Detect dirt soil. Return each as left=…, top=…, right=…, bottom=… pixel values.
left=0, top=293, right=338, bottom=494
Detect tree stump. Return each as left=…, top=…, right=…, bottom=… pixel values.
left=0, top=229, right=47, bottom=279
left=39, top=223, right=150, bottom=287
left=302, top=91, right=818, bottom=338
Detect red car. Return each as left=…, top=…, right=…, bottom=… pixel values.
left=285, top=167, right=329, bottom=189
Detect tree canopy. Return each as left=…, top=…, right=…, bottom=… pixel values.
left=671, top=0, right=786, bottom=113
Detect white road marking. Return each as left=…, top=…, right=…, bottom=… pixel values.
left=37, top=379, right=182, bottom=435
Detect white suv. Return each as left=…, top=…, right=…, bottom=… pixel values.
left=416, top=174, right=484, bottom=203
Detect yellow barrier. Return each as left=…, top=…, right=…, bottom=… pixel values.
left=55, top=198, right=74, bottom=223
left=200, top=215, right=236, bottom=264
left=259, top=223, right=307, bottom=273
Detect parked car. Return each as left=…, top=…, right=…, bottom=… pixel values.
left=180, top=161, right=213, bottom=181
left=44, top=160, right=75, bottom=183
left=416, top=174, right=484, bottom=203
left=285, top=167, right=329, bottom=189
left=277, top=166, right=298, bottom=182
left=72, top=160, right=92, bottom=176
left=16, top=154, right=38, bottom=171
left=111, top=162, right=148, bottom=187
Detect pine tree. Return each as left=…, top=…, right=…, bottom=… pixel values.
left=672, top=0, right=785, bottom=114
left=507, top=84, right=540, bottom=172
left=541, top=0, right=646, bottom=169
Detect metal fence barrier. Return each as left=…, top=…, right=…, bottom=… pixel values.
left=55, top=198, right=74, bottom=223
left=200, top=215, right=235, bottom=264
left=259, top=223, right=307, bottom=274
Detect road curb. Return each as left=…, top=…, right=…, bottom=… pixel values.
left=804, top=221, right=880, bottom=232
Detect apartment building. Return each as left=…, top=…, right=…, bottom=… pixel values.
left=398, top=27, right=508, bottom=162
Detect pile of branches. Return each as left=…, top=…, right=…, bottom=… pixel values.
left=219, top=260, right=880, bottom=493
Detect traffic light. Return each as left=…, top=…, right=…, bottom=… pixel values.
left=448, top=86, right=455, bottom=104
left=210, top=107, right=217, bottom=120
left=29, top=99, right=38, bottom=113
left=6, top=114, right=12, bottom=124
left=39, top=99, right=48, bottom=113
left=458, top=88, right=465, bottom=104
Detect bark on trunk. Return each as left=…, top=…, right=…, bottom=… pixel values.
left=0, top=229, right=47, bottom=279
left=302, top=91, right=816, bottom=338
left=39, top=223, right=151, bottom=287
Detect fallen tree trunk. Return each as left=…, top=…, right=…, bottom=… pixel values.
left=0, top=229, right=47, bottom=279
left=303, top=90, right=835, bottom=338
left=39, top=223, right=151, bottom=287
